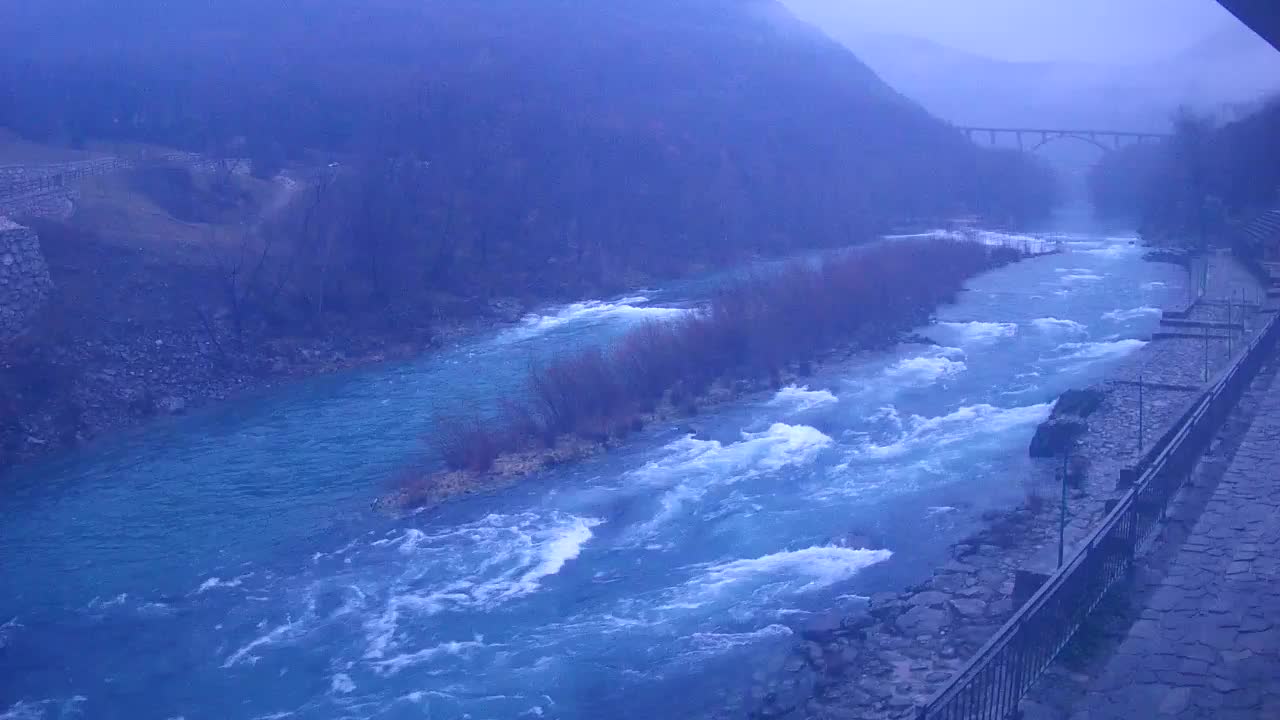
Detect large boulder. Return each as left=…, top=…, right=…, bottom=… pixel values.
left=895, top=605, right=950, bottom=635
left=1052, top=388, right=1105, bottom=418
left=1028, top=387, right=1105, bottom=458
left=1028, top=417, right=1086, bottom=458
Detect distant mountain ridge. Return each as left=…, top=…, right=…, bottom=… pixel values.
left=803, top=23, right=1280, bottom=132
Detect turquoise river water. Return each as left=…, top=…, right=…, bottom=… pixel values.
left=1, top=231, right=1185, bottom=720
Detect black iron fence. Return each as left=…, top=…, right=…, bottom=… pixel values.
left=916, top=308, right=1280, bottom=720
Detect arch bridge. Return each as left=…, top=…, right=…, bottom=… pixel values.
left=957, top=126, right=1171, bottom=153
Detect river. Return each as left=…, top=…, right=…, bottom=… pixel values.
left=0, top=231, right=1185, bottom=720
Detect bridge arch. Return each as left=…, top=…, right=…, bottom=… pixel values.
left=957, top=126, right=1170, bottom=154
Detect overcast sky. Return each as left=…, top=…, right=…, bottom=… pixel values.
left=781, top=0, right=1246, bottom=64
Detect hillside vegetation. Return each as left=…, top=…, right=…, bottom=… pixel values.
left=2, top=0, right=1054, bottom=297
left=0, top=0, right=1057, bottom=466
left=1089, top=100, right=1280, bottom=245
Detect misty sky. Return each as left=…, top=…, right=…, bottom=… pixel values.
left=782, top=0, right=1246, bottom=64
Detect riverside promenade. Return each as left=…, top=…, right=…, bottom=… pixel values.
left=1023, top=360, right=1280, bottom=719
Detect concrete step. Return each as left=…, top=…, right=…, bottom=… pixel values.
left=1160, top=318, right=1245, bottom=331
left=1152, top=331, right=1232, bottom=340
left=1108, top=379, right=1201, bottom=392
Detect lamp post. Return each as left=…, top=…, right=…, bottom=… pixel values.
left=1058, top=445, right=1071, bottom=568
left=1138, top=373, right=1145, bottom=454
left=1204, top=324, right=1210, bottom=382
left=1228, top=292, right=1234, bottom=358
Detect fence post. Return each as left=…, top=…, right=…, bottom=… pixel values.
left=1137, top=374, right=1144, bottom=453
left=1228, top=293, right=1234, bottom=358
left=1059, top=449, right=1069, bottom=568
left=1203, top=325, right=1210, bottom=382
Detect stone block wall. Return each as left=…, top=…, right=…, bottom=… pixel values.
left=0, top=217, right=52, bottom=341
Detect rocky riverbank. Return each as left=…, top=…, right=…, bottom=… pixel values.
left=2, top=312, right=457, bottom=471
left=0, top=226, right=531, bottom=471
left=746, top=251, right=1267, bottom=720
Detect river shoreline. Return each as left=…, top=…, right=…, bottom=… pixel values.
left=1, top=313, right=475, bottom=474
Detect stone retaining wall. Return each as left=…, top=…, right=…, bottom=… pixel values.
left=0, top=154, right=250, bottom=221
left=0, top=217, right=51, bottom=341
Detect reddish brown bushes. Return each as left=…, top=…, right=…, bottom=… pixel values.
left=437, top=414, right=504, bottom=472
left=431, top=237, right=1020, bottom=471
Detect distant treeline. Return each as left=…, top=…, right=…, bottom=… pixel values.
left=1, top=0, right=1055, bottom=301
left=1089, top=99, right=1280, bottom=247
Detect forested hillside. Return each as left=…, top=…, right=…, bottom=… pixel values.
left=0, top=0, right=1057, bottom=465
left=1089, top=100, right=1280, bottom=245
left=1, top=0, right=1054, bottom=299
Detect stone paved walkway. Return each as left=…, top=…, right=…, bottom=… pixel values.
left=1027, top=367, right=1280, bottom=719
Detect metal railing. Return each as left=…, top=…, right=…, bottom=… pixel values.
left=916, top=308, right=1280, bottom=720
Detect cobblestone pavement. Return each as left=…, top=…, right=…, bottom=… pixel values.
left=1025, top=366, right=1280, bottom=720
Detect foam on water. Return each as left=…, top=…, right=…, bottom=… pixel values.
left=503, top=296, right=687, bottom=341
left=0, top=617, right=20, bottom=650
left=1030, top=317, right=1087, bottom=336
left=195, top=574, right=251, bottom=594
left=1102, top=306, right=1161, bottom=322
left=1061, top=273, right=1103, bottom=284
left=974, top=230, right=1054, bottom=254
left=935, top=321, right=1018, bottom=344
left=886, top=229, right=1052, bottom=255
left=688, top=546, right=893, bottom=596
left=631, top=424, right=833, bottom=529
left=1081, top=244, right=1139, bottom=259
left=882, top=230, right=964, bottom=242
left=362, top=513, right=601, bottom=660
left=632, top=424, right=833, bottom=486
left=855, top=403, right=1052, bottom=460
left=1054, top=339, right=1147, bottom=361
left=884, top=355, right=967, bottom=384
left=223, top=613, right=312, bottom=668
left=370, top=637, right=487, bottom=676
left=683, top=624, right=794, bottom=655
left=86, top=593, right=129, bottom=610
left=768, top=386, right=838, bottom=412
left=1, top=697, right=87, bottom=720
left=330, top=673, right=356, bottom=694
